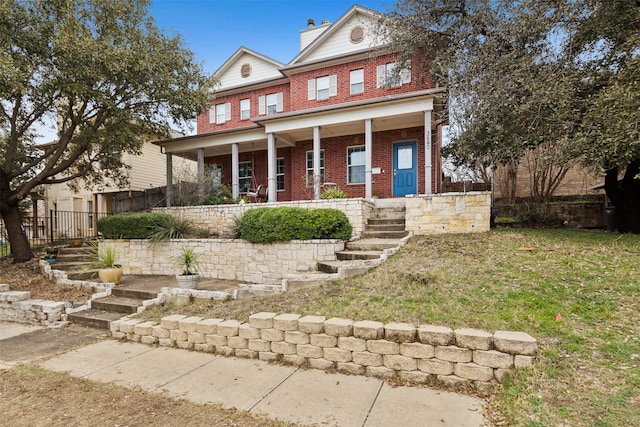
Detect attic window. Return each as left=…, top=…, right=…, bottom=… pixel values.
left=350, top=26, right=364, bottom=44
left=240, top=63, right=252, bottom=78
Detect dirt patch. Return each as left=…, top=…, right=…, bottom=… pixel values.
left=0, top=259, right=90, bottom=303
left=0, top=326, right=105, bottom=363
left=0, top=365, right=299, bottom=427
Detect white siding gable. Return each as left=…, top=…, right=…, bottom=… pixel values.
left=296, top=13, right=383, bottom=65
left=215, top=50, right=284, bottom=90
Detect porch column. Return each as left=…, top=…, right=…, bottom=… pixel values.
left=313, top=126, right=321, bottom=200
left=365, top=118, right=373, bottom=199
left=231, top=143, right=239, bottom=199
left=424, top=109, right=433, bottom=195
left=267, top=133, right=277, bottom=202
left=197, top=148, right=205, bottom=202
left=166, top=153, right=173, bottom=207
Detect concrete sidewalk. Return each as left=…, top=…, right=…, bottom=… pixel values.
left=38, top=339, right=488, bottom=426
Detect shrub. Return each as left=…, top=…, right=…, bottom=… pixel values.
left=237, top=207, right=352, bottom=243
left=149, top=215, right=193, bottom=243
left=98, top=212, right=175, bottom=239
left=320, top=188, right=347, bottom=199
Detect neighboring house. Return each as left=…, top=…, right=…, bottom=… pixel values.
left=44, top=135, right=195, bottom=239
left=155, top=5, right=447, bottom=203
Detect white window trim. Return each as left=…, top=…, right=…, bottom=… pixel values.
left=276, top=157, right=285, bottom=191
left=259, top=92, right=284, bottom=115
left=306, top=150, right=325, bottom=187
left=350, top=69, right=364, bottom=95
left=347, top=145, right=366, bottom=184
left=376, top=60, right=411, bottom=88
left=308, top=75, right=337, bottom=100
left=238, top=161, right=252, bottom=193
left=240, top=98, right=250, bottom=120
left=215, top=102, right=231, bottom=124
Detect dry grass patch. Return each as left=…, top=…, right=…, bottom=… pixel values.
left=140, top=229, right=640, bottom=426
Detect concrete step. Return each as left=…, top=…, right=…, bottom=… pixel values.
left=49, top=261, right=87, bottom=271
left=284, top=273, right=340, bottom=291
left=68, top=309, right=123, bottom=330
left=336, top=250, right=382, bottom=261
left=112, top=287, right=158, bottom=300
left=361, top=230, right=409, bottom=239
left=66, top=270, right=99, bottom=281
left=317, top=259, right=381, bottom=275
left=55, top=253, right=87, bottom=262
left=345, top=238, right=402, bottom=251
left=367, top=218, right=405, bottom=225
left=91, top=296, right=144, bottom=314
left=364, top=223, right=406, bottom=232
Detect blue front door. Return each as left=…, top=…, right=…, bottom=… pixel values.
left=393, top=141, right=417, bottom=196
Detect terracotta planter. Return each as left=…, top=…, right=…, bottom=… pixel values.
left=72, top=241, right=82, bottom=248
left=98, top=266, right=123, bottom=285
left=175, top=274, right=198, bottom=289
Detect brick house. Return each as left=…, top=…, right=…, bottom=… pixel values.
left=156, top=5, right=446, bottom=204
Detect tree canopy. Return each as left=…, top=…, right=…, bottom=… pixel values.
left=382, top=0, right=640, bottom=230
left=1, top=0, right=214, bottom=262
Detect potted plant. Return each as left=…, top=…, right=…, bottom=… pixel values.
left=173, top=246, right=199, bottom=289
left=44, top=247, right=58, bottom=265
left=85, top=242, right=123, bottom=284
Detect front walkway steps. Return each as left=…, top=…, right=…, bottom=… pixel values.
left=317, top=200, right=409, bottom=277
left=68, top=285, right=157, bottom=330
left=44, top=199, right=411, bottom=325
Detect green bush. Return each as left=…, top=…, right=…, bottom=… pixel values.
left=97, top=212, right=175, bottom=239
left=320, top=188, right=347, bottom=199
left=237, top=207, right=352, bottom=243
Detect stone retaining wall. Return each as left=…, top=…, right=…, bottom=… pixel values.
left=156, top=198, right=374, bottom=239
left=406, top=192, right=491, bottom=234
left=0, top=283, right=66, bottom=325
left=107, top=239, right=344, bottom=283
left=111, top=312, right=536, bottom=385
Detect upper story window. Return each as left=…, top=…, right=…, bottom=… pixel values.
left=240, top=98, right=250, bottom=120
left=350, top=69, right=364, bottom=95
left=209, top=102, right=231, bottom=124
left=258, top=92, right=284, bottom=115
left=376, top=60, right=412, bottom=88
left=347, top=146, right=366, bottom=184
left=308, top=75, right=337, bottom=100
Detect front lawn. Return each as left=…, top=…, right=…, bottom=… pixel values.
left=141, top=229, right=640, bottom=426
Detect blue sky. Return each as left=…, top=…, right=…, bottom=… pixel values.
left=149, top=0, right=392, bottom=74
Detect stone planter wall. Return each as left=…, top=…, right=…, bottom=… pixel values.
left=405, top=192, right=491, bottom=235
left=155, top=198, right=374, bottom=239
left=106, top=239, right=344, bottom=284
left=111, top=312, right=537, bottom=385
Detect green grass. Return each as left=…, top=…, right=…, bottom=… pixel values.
left=140, top=229, right=640, bottom=426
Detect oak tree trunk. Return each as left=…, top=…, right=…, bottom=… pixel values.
left=604, top=160, right=640, bottom=234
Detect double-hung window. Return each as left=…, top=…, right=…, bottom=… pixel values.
left=376, top=60, right=411, bottom=88
left=347, top=146, right=366, bottom=184
left=238, top=161, right=252, bottom=193
left=240, top=99, right=250, bottom=120
left=276, top=158, right=285, bottom=191
left=350, top=69, right=364, bottom=94
left=306, top=150, right=325, bottom=187
left=210, top=102, right=231, bottom=124
left=258, top=92, right=283, bottom=115
left=308, top=75, right=337, bottom=100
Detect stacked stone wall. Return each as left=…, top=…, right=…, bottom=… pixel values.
left=111, top=312, right=536, bottom=385
left=155, top=198, right=374, bottom=239
left=0, top=284, right=65, bottom=325
left=405, top=192, right=491, bottom=234
left=108, top=239, right=344, bottom=283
